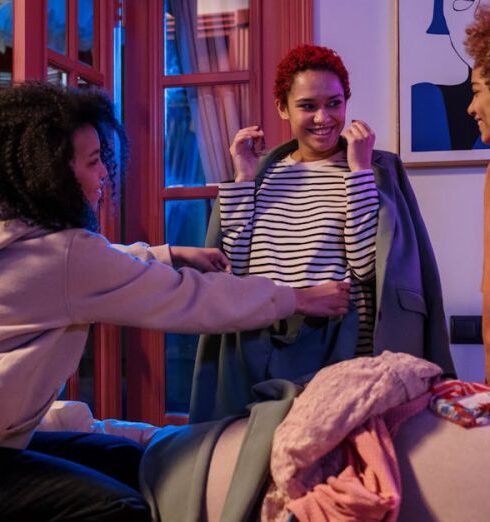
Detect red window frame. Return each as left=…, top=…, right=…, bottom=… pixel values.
left=123, top=0, right=312, bottom=426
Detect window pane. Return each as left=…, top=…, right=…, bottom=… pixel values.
left=164, top=0, right=250, bottom=74
left=164, top=198, right=212, bottom=247
left=47, top=65, right=68, bottom=85
left=164, top=198, right=215, bottom=414
left=78, top=0, right=94, bottom=65
left=164, top=84, right=249, bottom=186
left=0, top=0, right=12, bottom=87
left=48, top=0, right=67, bottom=54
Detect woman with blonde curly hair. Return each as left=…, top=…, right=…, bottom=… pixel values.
left=465, top=5, right=490, bottom=382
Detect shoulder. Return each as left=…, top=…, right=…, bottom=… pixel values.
left=67, top=228, right=134, bottom=268
left=3, top=221, right=86, bottom=258
left=373, top=149, right=401, bottom=163
left=372, top=149, right=404, bottom=173
left=68, top=227, right=112, bottom=251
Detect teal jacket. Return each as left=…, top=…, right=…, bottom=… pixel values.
left=190, top=141, right=455, bottom=423
left=141, top=379, right=300, bottom=522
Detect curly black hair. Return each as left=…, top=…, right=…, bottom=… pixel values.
left=0, top=82, right=128, bottom=232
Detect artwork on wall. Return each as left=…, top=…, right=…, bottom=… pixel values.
left=398, top=0, right=490, bottom=165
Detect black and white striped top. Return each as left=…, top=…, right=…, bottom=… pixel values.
left=219, top=151, right=379, bottom=353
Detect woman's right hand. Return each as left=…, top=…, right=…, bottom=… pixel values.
left=230, top=125, right=265, bottom=182
left=294, top=281, right=350, bottom=317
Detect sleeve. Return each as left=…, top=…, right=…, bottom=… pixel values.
left=344, top=169, right=379, bottom=281
left=37, top=400, right=160, bottom=446
left=111, top=242, right=172, bottom=265
left=218, top=181, right=256, bottom=275
left=65, top=230, right=295, bottom=334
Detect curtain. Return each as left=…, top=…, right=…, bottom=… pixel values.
left=168, top=0, right=248, bottom=184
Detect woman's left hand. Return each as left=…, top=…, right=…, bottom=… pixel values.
left=341, top=120, right=376, bottom=172
left=169, top=246, right=232, bottom=273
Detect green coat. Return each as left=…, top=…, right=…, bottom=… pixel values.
left=140, top=379, right=300, bottom=522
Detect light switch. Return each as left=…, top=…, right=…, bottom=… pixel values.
left=450, top=316, right=483, bottom=344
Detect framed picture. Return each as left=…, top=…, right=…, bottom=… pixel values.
left=398, top=0, right=490, bottom=166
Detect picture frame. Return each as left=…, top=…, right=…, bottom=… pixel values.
left=397, top=0, right=490, bottom=167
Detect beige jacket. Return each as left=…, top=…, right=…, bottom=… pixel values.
left=0, top=220, right=295, bottom=449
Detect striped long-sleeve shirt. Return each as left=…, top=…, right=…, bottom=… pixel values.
left=219, top=151, right=379, bottom=353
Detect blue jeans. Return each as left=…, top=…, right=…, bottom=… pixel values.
left=0, top=431, right=151, bottom=521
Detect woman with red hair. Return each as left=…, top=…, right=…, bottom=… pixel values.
left=191, top=44, right=455, bottom=422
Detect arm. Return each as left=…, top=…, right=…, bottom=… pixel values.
left=112, top=241, right=230, bottom=273
left=66, top=230, right=349, bottom=334
left=342, top=120, right=379, bottom=281
left=344, top=169, right=379, bottom=281
left=218, top=125, right=265, bottom=274
left=219, top=181, right=256, bottom=275
left=67, top=230, right=295, bottom=333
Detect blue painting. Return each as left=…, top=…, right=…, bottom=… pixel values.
left=399, top=0, right=490, bottom=164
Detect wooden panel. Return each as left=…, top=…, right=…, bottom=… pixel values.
left=48, top=49, right=104, bottom=85
left=93, top=324, right=121, bottom=419
left=124, top=0, right=165, bottom=426
left=161, top=185, right=219, bottom=200
left=162, top=70, right=249, bottom=87
left=260, top=0, right=313, bottom=148
left=13, top=0, right=47, bottom=81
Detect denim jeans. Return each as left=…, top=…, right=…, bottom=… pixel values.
left=0, top=431, right=152, bottom=521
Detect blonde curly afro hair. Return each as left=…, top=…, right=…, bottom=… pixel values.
left=465, top=6, right=490, bottom=87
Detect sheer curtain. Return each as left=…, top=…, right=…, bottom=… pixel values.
left=168, top=0, right=248, bottom=183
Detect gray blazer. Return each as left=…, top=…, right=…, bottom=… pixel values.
left=190, top=141, right=454, bottom=423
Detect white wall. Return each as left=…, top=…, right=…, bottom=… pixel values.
left=314, top=0, right=487, bottom=381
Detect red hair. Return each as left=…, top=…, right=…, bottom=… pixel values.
left=273, top=44, right=351, bottom=107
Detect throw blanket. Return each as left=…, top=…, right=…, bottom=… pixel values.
left=262, top=351, right=442, bottom=521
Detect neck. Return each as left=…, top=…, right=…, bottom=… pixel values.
left=291, top=142, right=342, bottom=163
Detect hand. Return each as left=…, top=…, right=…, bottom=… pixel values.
left=169, top=246, right=232, bottom=273
left=230, top=125, right=265, bottom=182
left=293, top=281, right=350, bottom=317
left=341, top=120, right=375, bottom=172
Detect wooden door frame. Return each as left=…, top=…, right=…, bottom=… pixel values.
left=123, top=0, right=312, bottom=425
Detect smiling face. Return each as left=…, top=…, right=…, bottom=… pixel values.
left=275, top=69, right=346, bottom=162
left=70, top=124, right=107, bottom=210
left=468, top=66, right=490, bottom=144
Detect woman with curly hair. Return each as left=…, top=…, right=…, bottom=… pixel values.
left=466, top=5, right=490, bottom=382
left=0, top=82, right=350, bottom=521
left=191, top=44, right=455, bottom=423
